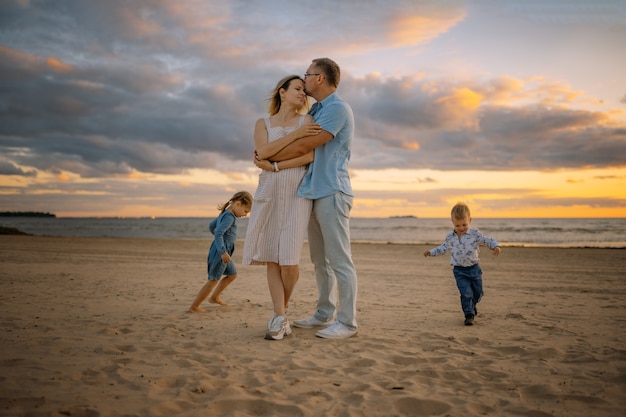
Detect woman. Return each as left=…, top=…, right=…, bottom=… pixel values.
left=242, top=75, right=321, bottom=340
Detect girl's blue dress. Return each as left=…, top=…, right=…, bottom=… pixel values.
left=207, top=210, right=238, bottom=280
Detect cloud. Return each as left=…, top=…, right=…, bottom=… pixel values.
left=0, top=0, right=624, bottom=216
left=0, top=158, right=36, bottom=176
left=0, top=175, right=250, bottom=217
left=345, top=73, right=626, bottom=171
left=355, top=187, right=626, bottom=214
left=2, top=31, right=625, bottom=180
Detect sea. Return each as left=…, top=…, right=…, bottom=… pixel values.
left=1, top=217, right=624, bottom=248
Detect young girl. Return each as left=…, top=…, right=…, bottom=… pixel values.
left=189, top=191, right=253, bottom=312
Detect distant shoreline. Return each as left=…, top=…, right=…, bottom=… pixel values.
left=0, top=211, right=56, bottom=218
left=0, top=226, right=30, bottom=235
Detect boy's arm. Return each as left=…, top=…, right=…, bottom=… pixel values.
left=477, top=232, right=500, bottom=250
left=425, top=242, right=449, bottom=257
left=476, top=231, right=501, bottom=256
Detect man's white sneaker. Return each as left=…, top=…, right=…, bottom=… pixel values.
left=292, top=315, right=333, bottom=329
left=315, top=321, right=357, bottom=339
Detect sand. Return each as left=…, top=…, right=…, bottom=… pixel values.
left=0, top=235, right=624, bottom=417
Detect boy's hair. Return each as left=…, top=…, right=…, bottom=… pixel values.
left=451, top=202, right=471, bottom=220
left=218, top=191, right=253, bottom=213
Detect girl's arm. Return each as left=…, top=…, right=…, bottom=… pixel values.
left=209, top=217, right=217, bottom=235
left=254, top=115, right=320, bottom=160
left=212, top=213, right=235, bottom=257
left=254, top=151, right=314, bottom=172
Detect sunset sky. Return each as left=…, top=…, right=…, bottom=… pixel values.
left=1, top=0, right=625, bottom=218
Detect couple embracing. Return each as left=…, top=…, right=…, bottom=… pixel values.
left=242, top=57, right=358, bottom=341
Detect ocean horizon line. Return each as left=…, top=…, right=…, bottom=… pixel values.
left=2, top=217, right=625, bottom=249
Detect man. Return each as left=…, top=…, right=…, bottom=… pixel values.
left=264, top=57, right=357, bottom=339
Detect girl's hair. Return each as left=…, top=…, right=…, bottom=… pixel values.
left=311, top=57, right=340, bottom=88
left=451, top=202, right=471, bottom=220
left=218, top=191, right=253, bottom=213
left=267, top=75, right=310, bottom=116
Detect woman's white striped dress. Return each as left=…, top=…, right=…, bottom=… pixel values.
left=242, top=116, right=312, bottom=266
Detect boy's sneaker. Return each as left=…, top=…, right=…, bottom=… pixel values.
left=315, top=321, right=357, bottom=339
left=265, top=315, right=289, bottom=340
left=292, top=315, right=333, bottom=329
left=464, top=315, right=475, bottom=326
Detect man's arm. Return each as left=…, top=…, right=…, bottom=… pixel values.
left=254, top=116, right=320, bottom=160
left=255, top=151, right=314, bottom=171
left=269, top=130, right=333, bottom=162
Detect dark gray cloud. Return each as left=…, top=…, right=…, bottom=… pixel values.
left=0, top=158, right=36, bottom=176
left=2, top=1, right=623, bottom=180
left=0, top=0, right=624, bottom=216
left=344, top=76, right=626, bottom=171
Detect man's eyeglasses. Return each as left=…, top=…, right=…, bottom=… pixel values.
left=304, top=73, right=320, bottom=78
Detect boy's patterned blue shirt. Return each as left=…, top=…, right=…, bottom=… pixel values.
left=429, top=228, right=499, bottom=267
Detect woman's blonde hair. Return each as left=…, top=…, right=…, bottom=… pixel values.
left=267, top=75, right=309, bottom=116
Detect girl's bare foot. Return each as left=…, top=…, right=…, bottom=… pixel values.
left=188, top=305, right=208, bottom=313
left=209, top=296, right=227, bottom=306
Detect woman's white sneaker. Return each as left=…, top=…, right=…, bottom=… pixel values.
left=265, top=315, right=289, bottom=340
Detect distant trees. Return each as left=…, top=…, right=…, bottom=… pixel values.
left=0, top=211, right=56, bottom=217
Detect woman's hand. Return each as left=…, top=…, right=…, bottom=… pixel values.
left=253, top=154, right=274, bottom=171
left=294, top=122, right=322, bottom=139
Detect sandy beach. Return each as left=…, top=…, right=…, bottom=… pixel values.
left=1, top=235, right=624, bottom=417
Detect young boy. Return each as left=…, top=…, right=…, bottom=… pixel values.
left=424, top=202, right=501, bottom=325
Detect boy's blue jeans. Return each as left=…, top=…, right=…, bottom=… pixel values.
left=452, top=264, right=483, bottom=318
